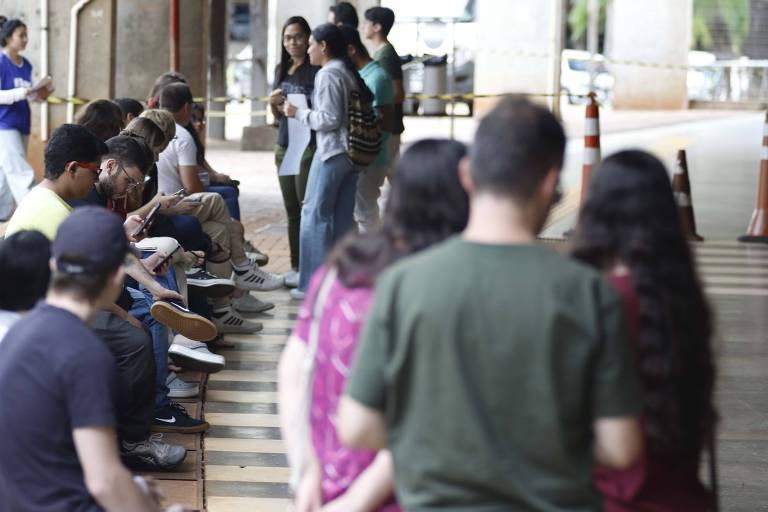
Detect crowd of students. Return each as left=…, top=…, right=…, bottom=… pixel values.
left=0, top=4, right=718, bottom=512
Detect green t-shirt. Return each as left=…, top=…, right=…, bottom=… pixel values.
left=373, top=42, right=404, bottom=135
left=360, top=60, right=393, bottom=167
left=347, top=237, right=641, bottom=512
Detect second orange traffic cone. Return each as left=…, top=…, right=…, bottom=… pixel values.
left=738, top=111, right=768, bottom=242
left=673, top=150, right=703, bottom=242
left=580, top=92, right=601, bottom=205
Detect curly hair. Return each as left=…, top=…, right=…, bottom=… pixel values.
left=329, top=139, right=469, bottom=287
left=572, top=150, right=716, bottom=456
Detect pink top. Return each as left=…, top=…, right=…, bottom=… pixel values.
left=293, top=265, right=400, bottom=510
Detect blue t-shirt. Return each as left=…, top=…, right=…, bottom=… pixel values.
left=0, top=303, right=116, bottom=512
left=360, top=60, right=394, bottom=167
left=0, top=53, right=32, bottom=134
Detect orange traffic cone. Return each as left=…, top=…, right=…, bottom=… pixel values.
left=739, top=111, right=768, bottom=242
left=580, top=92, right=601, bottom=205
left=673, top=150, right=703, bottom=242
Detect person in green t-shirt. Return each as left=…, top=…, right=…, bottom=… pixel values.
left=338, top=97, right=644, bottom=512
left=339, top=25, right=394, bottom=233
left=362, top=7, right=404, bottom=181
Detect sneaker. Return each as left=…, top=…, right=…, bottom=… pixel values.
left=212, top=305, right=264, bottom=334
left=152, top=402, right=210, bottom=434
left=289, top=288, right=305, bottom=300
left=283, top=270, right=299, bottom=289
left=166, top=373, right=200, bottom=398
left=185, top=268, right=235, bottom=298
left=121, top=433, right=187, bottom=470
left=233, top=265, right=284, bottom=291
left=232, top=293, right=275, bottom=314
left=150, top=301, right=218, bottom=342
left=244, top=240, right=269, bottom=265
left=168, top=335, right=225, bottom=373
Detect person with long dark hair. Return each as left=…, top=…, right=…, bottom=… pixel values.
left=279, top=139, right=469, bottom=511
left=75, top=99, right=124, bottom=142
left=282, top=23, right=374, bottom=299
left=269, top=16, right=318, bottom=288
left=0, top=18, right=47, bottom=221
left=572, top=150, right=717, bottom=511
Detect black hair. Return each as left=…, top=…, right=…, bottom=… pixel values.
left=276, top=16, right=313, bottom=85
left=311, top=23, right=373, bottom=102
left=339, top=24, right=370, bottom=61
left=104, top=135, right=153, bottom=175
left=147, top=71, right=187, bottom=107
left=364, top=7, right=395, bottom=36
left=330, top=139, right=469, bottom=287
left=572, top=150, right=716, bottom=457
left=75, top=100, right=124, bottom=142
left=44, top=124, right=109, bottom=180
left=0, top=230, right=51, bottom=311
left=330, top=2, right=359, bottom=27
left=160, top=82, right=193, bottom=113
left=114, top=98, right=145, bottom=122
left=470, top=96, right=565, bottom=201
left=50, top=271, right=112, bottom=303
left=0, top=18, right=25, bottom=48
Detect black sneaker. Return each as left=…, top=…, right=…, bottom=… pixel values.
left=121, top=433, right=187, bottom=470
left=185, top=268, right=236, bottom=298
left=152, top=402, right=210, bottom=434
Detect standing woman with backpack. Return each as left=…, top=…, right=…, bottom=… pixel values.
left=0, top=18, right=48, bottom=221
left=282, top=23, right=374, bottom=298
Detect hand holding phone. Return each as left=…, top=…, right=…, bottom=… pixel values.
left=132, top=202, right=162, bottom=238
left=152, top=245, right=181, bottom=273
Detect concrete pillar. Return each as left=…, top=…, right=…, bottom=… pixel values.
left=208, top=0, right=227, bottom=140
left=607, top=0, right=691, bottom=109
left=473, top=0, right=557, bottom=117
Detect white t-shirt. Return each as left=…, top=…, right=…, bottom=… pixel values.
left=157, top=122, right=198, bottom=194
left=0, top=310, right=20, bottom=344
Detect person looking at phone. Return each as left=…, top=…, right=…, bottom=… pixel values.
left=0, top=18, right=49, bottom=221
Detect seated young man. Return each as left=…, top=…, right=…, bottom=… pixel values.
left=340, top=97, right=643, bottom=511
left=4, top=124, right=188, bottom=467
left=0, top=207, right=187, bottom=511
left=0, top=230, right=51, bottom=341
left=157, top=82, right=284, bottom=334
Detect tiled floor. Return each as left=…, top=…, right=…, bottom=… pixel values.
left=193, top=231, right=768, bottom=511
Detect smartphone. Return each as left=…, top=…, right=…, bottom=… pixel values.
left=182, top=197, right=202, bottom=204
left=132, top=202, right=162, bottom=238
left=152, top=244, right=181, bottom=273
left=170, top=188, right=186, bottom=197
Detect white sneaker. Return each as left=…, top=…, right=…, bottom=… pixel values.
left=166, top=373, right=200, bottom=398
left=289, top=288, right=305, bottom=300
left=233, top=265, right=284, bottom=291
left=168, top=335, right=225, bottom=373
left=212, top=305, right=264, bottom=334
left=283, top=270, right=299, bottom=289
left=232, top=293, right=275, bottom=314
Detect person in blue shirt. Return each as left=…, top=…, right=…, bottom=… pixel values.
left=0, top=18, right=48, bottom=221
left=339, top=25, right=394, bottom=232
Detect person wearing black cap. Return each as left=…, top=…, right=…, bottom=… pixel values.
left=0, top=207, right=186, bottom=512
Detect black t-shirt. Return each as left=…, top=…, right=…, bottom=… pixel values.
left=274, top=60, right=319, bottom=147
left=0, top=303, right=116, bottom=512
left=69, top=186, right=135, bottom=311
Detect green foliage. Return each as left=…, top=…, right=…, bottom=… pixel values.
left=692, top=0, right=751, bottom=53
left=567, top=0, right=608, bottom=48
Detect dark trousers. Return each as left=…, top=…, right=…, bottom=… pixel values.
left=91, top=310, right=155, bottom=443
left=275, top=144, right=315, bottom=270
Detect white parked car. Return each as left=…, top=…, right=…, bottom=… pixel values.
left=561, top=49, right=614, bottom=104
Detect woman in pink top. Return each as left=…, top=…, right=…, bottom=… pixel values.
left=573, top=150, right=717, bottom=511
left=279, top=139, right=470, bottom=511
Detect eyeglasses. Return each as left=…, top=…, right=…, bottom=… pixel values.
left=117, top=163, right=141, bottom=191
left=283, top=34, right=306, bottom=43
left=73, top=161, right=102, bottom=177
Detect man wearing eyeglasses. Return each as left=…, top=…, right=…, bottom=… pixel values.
left=5, top=123, right=105, bottom=240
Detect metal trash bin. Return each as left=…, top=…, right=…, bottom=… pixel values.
left=400, top=54, right=417, bottom=115
left=422, top=55, right=448, bottom=115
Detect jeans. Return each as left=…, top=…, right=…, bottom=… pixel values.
left=298, top=152, right=358, bottom=291
left=207, top=184, right=241, bottom=220
left=275, top=144, right=315, bottom=269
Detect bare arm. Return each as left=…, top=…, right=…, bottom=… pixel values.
left=392, top=79, right=405, bottom=104
left=73, top=426, right=161, bottom=511
left=376, top=104, right=394, bottom=134
left=337, top=395, right=387, bottom=451
left=321, top=450, right=396, bottom=511
left=124, top=253, right=185, bottom=304
left=179, top=165, right=205, bottom=194
left=593, top=416, right=643, bottom=470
